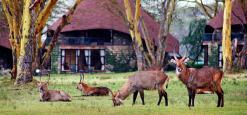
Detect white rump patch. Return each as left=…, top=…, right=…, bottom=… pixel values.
left=196, top=89, right=213, bottom=94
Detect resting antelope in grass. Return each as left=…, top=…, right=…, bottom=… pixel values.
left=37, top=73, right=71, bottom=102
left=170, top=54, right=224, bottom=107
left=76, top=73, right=112, bottom=96
left=112, top=71, right=169, bottom=106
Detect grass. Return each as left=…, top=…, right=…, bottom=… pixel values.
left=0, top=71, right=247, bottom=115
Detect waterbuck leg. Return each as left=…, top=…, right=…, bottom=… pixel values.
left=191, top=90, right=196, bottom=107
left=220, top=88, right=224, bottom=107
left=163, top=90, right=168, bottom=106
left=187, top=88, right=192, bottom=107
left=221, top=93, right=224, bottom=107
left=216, top=91, right=222, bottom=107
left=139, top=90, right=145, bottom=105
left=132, top=91, right=138, bottom=105
left=157, top=90, right=163, bottom=106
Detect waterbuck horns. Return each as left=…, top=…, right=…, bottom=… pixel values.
left=83, top=73, right=84, bottom=81
left=35, top=69, right=42, bottom=82
left=80, top=73, right=82, bottom=83
left=173, top=49, right=178, bottom=60
left=80, top=72, right=84, bottom=83
left=47, top=72, right=51, bottom=83
left=181, top=51, right=188, bottom=61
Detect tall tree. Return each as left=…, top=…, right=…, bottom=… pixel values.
left=233, top=0, right=247, bottom=69
left=181, top=19, right=206, bottom=63
left=1, top=0, right=82, bottom=84
left=222, top=0, right=232, bottom=72
left=122, top=0, right=176, bottom=70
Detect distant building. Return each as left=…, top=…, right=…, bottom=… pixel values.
left=0, top=16, right=12, bottom=69
left=203, top=0, right=247, bottom=67
left=47, top=0, right=179, bottom=73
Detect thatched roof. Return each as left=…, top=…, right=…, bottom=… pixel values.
left=49, top=0, right=179, bottom=53
left=207, top=0, right=247, bottom=29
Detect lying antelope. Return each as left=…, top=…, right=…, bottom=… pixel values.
left=76, top=73, right=112, bottom=96
left=37, top=82, right=72, bottom=102
left=112, top=71, right=169, bottom=106
left=36, top=73, right=71, bottom=102
left=171, top=54, right=224, bottom=107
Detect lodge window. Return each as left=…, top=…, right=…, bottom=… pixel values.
left=61, top=49, right=105, bottom=72
left=113, top=32, right=132, bottom=45
left=100, top=49, right=105, bottom=70
left=61, top=49, right=76, bottom=71
left=218, top=45, right=223, bottom=67
left=84, top=49, right=91, bottom=70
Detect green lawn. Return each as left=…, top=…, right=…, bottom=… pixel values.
left=0, top=71, right=247, bottom=115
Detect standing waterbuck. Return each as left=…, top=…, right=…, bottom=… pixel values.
left=112, top=71, right=169, bottom=106
left=37, top=74, right=71, bottom=102
left=171, top=54, right=224, bottom=107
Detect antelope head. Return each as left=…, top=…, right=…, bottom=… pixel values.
left=112, top=91, right=123, bottom=106
left=36, top=69, right=49, bottom=92
left=37, top=82, right=49, bottom=92
left=170, top=53, right=189, bottom=75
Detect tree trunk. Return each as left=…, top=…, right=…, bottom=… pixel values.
left=123, top=0, right=146, bottom=70
left=15, top=0, right=33, bottom=85
left=10, top=52, right=17, bottom=79
left=222, top=0, right=232, bottom=72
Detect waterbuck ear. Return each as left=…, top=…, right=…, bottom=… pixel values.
left=45, top=82, right=49, bottom=85
left=119, top=99, right=124, bottom=103
left=170, top=59, right=176, bottom=64
left=184, top=58, right=190, bottom=63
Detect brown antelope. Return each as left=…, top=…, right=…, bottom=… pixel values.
left=37, top=72, right=71, bottom=102
left=170, top=54, right=224, bottom=107
left=76, top=73, right=112, bottom=96
left=112, top=71, right=169, bottom=106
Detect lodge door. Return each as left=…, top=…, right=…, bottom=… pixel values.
left=91, top=50, right=101, bottom=70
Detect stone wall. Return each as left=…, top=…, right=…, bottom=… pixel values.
left=50, top=43, right=60, bottom=73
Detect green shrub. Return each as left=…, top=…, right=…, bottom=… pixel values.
left=208, top=44, right=219, bottom=67
left=105, top=50, right=137, bottom=72
left=186, top=61, right=204, bottom=68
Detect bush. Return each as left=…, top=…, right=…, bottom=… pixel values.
left=186, top=61, right=204, bottom=68
left=105, top=50, right=137, bottom=72
left=208, top=44, right=219, bottom=67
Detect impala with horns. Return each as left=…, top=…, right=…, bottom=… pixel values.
left=37, top=72, right=72, bottom=102
left=76, top=73, right=112, bottom=96
left=170, top=53, right=224, bottom=107
left=112, top=71, right=169, bottom=106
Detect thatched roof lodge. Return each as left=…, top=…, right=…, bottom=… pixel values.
left=203, top=0, right=247, bottom=67
left=48, top=0, right=179, bottom=73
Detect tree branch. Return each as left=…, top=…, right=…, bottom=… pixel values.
left=41, top=0, right=83, bottom=68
